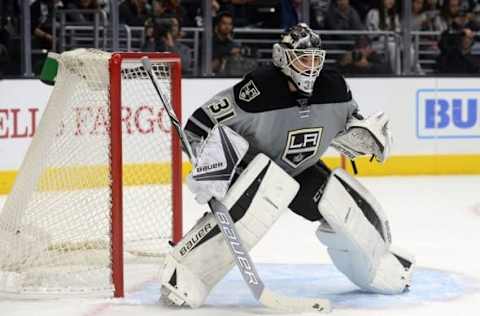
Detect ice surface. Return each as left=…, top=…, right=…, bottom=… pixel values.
left=0, top=175, right=479, bottom=316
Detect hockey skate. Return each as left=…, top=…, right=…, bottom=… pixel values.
left=159, top=283, right=186, bottom=307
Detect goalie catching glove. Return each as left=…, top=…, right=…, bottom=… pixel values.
left=187, top=124, right=249, bottom=204
left=331, top=112, right=392, bottom=163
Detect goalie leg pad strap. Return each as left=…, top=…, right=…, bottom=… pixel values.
left=316, top=168, right=414, bottom=294
left=161, top=153, right=299, bottom=307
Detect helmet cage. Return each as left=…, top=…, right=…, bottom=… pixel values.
left=285, top=48, right=325, bottom=77
left=278, top=46, right=326, bottom=95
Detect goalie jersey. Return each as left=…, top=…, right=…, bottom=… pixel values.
left=184, top=66, right=359, bottom=177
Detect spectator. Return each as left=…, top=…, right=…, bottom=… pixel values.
left=0, top=1, right=20, bottom=75
left=218, top=0, right=258, bottom=27
left=366, top=0, right=401, bottom=32
left=66, top=0, right=100, bottom=23
left=412, top=0, right=431, bottom=30
left=337, top=36, right=393, bottom=74
left=155, top=24, right=175, bottom=52
left=0, top=33, right=9, bottom=77
left=366, top=0, right=401, bottom=72
left=211, top=11, right=257, bottom=75
left=183, top=0, right=221, bottom=27
left=0, top=18, right=9, bottom=50
left=309, top=0, right=330, bottom=29
left=472, top=3, right=480, bottom=28
left=143, top=17, right=193, bottom=74
left=151, top=0, right=173, bottom=25
left=424, top=0, right=440, bottom=11
left=325, top=0, right=364, bottom=31
left=31, top=0, right=63, bottom=74
left=436, top=27, right=480, bottom=73
left=221, top=45, right=257, bottom=76
left=31, top=0, right=62, bottom=50
left=1, top=3, right=16, bottom=46
left=170, top=17, right=193, bottom=74
left=7, top=0, right=21, bottom=27
left=435, top=0, right=460, bottom=31
left=151, top=0, right=184, bottom=24
left=281, top=0, right=301, bottom=29
left=350, top=0, right=377, bottom=20
left=324, top=0, right=365, bottom=44
left=420, top=0, right=442, bottom=30
left=212, top=11, right=241, bottom=73
left=119, top=0, right=150, bottom=26
left=180, top=0, right=201, bottom=26
left=162, top=0, right=185, bottom=22
left=436, top=0, right=475, bottom=11
left=409, top=0, right=430, bottom=73
left=142, top=18, right=173, bottom=51
left=142, top=18, right=157, bottom=51
left=152, top=0, right=169, bottom=17
left=435, top=0, right=477, bottom=31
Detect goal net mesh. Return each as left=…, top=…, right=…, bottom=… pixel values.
left=0, top=49, right=179, bottom=296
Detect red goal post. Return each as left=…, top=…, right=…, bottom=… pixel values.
left=110, top=52, right=183, bottom=297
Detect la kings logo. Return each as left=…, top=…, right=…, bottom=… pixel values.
left=239, top=80, right=260, bottom=102
left=282, top=128, right=323, bottom=168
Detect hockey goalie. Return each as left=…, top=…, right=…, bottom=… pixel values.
left=160, top=23, right=415, bottom=308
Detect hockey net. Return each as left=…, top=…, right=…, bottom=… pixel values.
left=0, top=49, right=182, bottom=297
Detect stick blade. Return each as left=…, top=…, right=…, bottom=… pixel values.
left=259, top=289, right=331, bottom=313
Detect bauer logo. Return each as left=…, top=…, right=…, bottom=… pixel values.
left=195, top=162, right=225, bottom=174
left=179, top=222, right=213, bottom=256
left=416, top=89, right=480, bottom=138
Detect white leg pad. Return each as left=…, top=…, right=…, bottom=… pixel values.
left=366, top=246, right=415, bottom=294
left=161, top=253, right=209, bottom=307
left=316, top=168, right=414, bottom=294
left=160, top=154, right=299, bottom=307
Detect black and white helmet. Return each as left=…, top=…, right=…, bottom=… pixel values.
left=272, top=23, right=326, bottom=95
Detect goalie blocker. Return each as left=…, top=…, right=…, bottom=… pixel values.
left=161, top=153, right=300, bottom=307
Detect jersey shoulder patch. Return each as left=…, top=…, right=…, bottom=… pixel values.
left=233, top=66, right=296, bottom=113
left=310, top=69, right=352, bottom=104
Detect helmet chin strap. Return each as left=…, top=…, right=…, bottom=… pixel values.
left=288, top=68, right=316, bottom=96
left=286, top=75, right=313, bottom=97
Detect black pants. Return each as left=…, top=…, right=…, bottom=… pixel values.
left=289, top=160, right=332, bottom=222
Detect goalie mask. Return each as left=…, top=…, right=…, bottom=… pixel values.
left=273, top=23, right=326, bottom=95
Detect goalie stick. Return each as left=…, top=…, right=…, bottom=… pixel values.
left=141, top=57, right=331, bottom=313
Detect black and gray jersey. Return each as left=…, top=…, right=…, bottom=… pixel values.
left=184, top=66, right=359, bottom=177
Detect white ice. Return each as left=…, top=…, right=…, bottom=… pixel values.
left=1, top=175, right=479, bottom=316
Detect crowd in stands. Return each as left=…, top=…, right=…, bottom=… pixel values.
left=1, top=0, right=480, bottom=76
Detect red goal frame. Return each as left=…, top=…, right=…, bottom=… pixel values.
left=109, top=52, right=183, bottom=297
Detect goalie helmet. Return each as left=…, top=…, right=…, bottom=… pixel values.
left=272, top=23, right=326, bottom=95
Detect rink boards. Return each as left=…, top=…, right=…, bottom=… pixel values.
left=1, top=77, right=480, bottom=194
